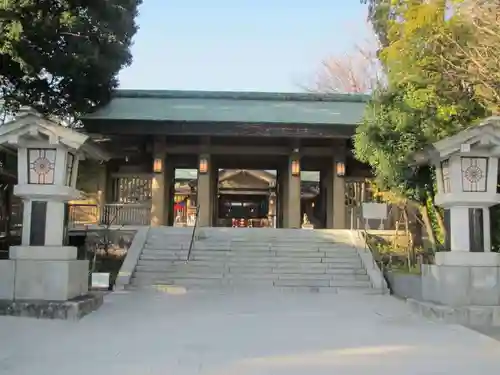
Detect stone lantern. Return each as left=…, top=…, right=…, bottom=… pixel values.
left=414, top=116, right=500, bottom=313
left=417, top=117, right=500, bottom=257
left=0, top=110, right=109, bottom=314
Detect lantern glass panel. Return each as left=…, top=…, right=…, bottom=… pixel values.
left=66, top=153, right=75, bottom=186
left=28, top=148, right=56, bottom=184
left=441, top=159, right=451, bottom=193
left=461, top=157, right=488, bottom=192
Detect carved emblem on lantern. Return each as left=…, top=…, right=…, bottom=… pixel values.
left=28, top=148, right=56, bottom=184
left=461, top=157, right=488, bottom=192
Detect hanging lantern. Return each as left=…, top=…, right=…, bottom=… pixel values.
left=199, top=157, right=208, bottom=174
left=291, top=159, right=300, bottom=176
left=336, top=161, right=346, bottom=177
left=153, top=158, right=163, bottom=173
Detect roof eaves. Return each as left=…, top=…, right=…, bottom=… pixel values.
left=112, top=89, right=370, bottom=103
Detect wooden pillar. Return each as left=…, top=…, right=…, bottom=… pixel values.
left=197, top=153, right=212, bottom=227
left=151, top=138, right=166, bottom=226
left=276, top=169, right=284, bottom=228
left=325, top=149, right=347, bottom=229
left=164, top=162, right=175, bottom=226
left=319, top=169, right=327, bottom=228
left=268, top=193, right=277, bottom=228
left=284, top=152, right=301, bottom=228
left=333, top=147, right=346, bottom=229
left=210, top=163, right=218, bottom=226
left=96, top=162, right=108, bottom=224
left=325, top=166, right=334, bottom=229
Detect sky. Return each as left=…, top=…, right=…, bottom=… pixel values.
left=118, top=0, right=371, bottom=92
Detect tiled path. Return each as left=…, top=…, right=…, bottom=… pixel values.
left=1, top=289, right=500, bottom=374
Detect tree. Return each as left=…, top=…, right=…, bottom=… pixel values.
left=438, top=0, right=500, bottom=114
left=0, top=0, right=142, bottom=118
left=356, top=0, right=484, bottom=192
left=307, top=24, right=383, bottom=94
left=361, top=0, right=396, bottom=47
left=354, top=0, right=487, bottom=246
left=310, top=42, right=382, bottom=94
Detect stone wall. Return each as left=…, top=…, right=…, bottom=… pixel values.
left=422, top=263, right=500, bottom=306
left=385, top=271, right=422, bottom=300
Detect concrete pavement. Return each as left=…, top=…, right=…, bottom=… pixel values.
left=1, top=289, right=500, bottom=374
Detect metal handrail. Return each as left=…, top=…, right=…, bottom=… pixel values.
left=186, top=205, right=201, bottom=262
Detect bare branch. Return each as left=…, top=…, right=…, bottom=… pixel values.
left=306, top=30, right=385, bottom=94
left=438, top=0, right=500, bottom=113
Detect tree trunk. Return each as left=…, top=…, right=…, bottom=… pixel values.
left=434, top=206, right=446, bottom=242
left=421, top=205, right=437, bottom=252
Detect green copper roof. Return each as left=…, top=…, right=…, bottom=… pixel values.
left=84, top=90, right=369, bottom=125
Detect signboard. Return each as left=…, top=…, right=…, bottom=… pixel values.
left=91, top=272, right=111, bottom=289
left=362, top=202, right=388, bottom=220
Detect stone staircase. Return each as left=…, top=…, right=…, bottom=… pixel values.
left=130, top=227, right=376, bottom=292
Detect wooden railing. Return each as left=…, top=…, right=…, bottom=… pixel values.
left=102, top=203, right=151, bottom=226
left=68, top=203, right=151, bottom=227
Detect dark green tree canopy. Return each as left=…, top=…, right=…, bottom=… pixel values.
left=0, top=0, right=142, bottom=118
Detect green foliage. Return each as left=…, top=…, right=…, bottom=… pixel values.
left=361, top=0, right=398, bottom=47
left=365, top=233, right=426, bottom=273
left=0, top=0, right=142, bottom=117
left=355, top=0, right=487, bottom=202
left=425, top=194, right=444, bottom=246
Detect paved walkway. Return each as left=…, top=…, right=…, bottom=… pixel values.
left=1, top=289, right=500, bottom=374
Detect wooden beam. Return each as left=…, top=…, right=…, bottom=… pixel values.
left=164, top=144, right=335, bottom=156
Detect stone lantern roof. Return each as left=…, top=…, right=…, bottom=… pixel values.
left=0, top=110, right=110, bottom=161
left=414, top=116, right=500, bottom=165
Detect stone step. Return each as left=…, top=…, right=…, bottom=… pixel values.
left=131, top=275, right=370, bottom=289
left=142, top=249, right=359, bottom=259
left=134, top=271, right=225, bottom=279
left=199, top=238, right=342, bottom=243
left=144, top=243, right=193, bottom=250
left=147, top=231, right=193, bottom=237
left=140, top=248, right=359, bottom=259
left=230, top=265, right=366, bottom=275
left=138, top=255, right=363, bottom=266
left=132, top=284, right=379, bottom=294
left=133, top=228, right=373, bottom=291
left=132, top=277, right=268, bottom=288
left=147, top=234, right=189, bottom=238
left=136, top=258, right=365, bottom=268
left=129, top=284, right=374, bottom=294
left=137, top=259, right=364, bottom=269
left=135, top=265, right=367, bottom=278
left=273, top=278, right=371, bottom=288
left=133, top=267, right=369, bottom=281
left=146, top=239, right=193, bottom=245
left=198, top=240, right=349, bottom=246
left=144, top=244, right=356, bottom=250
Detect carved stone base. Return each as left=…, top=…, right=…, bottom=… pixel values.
left=0, top=293, right=103, bottom=320
left=407, top=298, right=500, bottom=327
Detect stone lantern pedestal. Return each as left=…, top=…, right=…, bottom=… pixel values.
left=0, top=111, right=109, bottom=319
left=410, top=117, right=500, bottom=326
